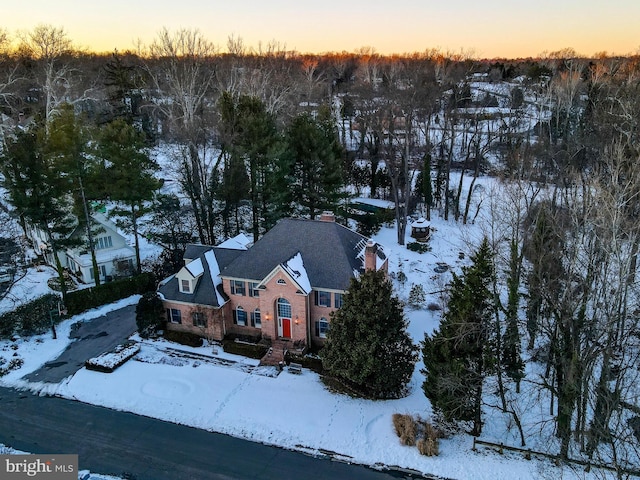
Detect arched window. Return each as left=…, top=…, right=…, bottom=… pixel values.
left=234, top=306, right=247, bottom=326
left=277, top=298, right=291, bottom=318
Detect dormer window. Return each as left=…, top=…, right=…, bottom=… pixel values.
left=181, top=279, right=191, bottom=293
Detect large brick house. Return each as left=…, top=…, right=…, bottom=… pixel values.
left=157, top=213, right=388, bottom=349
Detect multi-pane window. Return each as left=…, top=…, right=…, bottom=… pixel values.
left=317, top=318, right=329, bottom=338
left=168, top=308, right=182, bottom=324
left=249, top=282, right=260, bottom=297
left=277, top=298, right=291, bottom=318
left=315, top=290, right=331, bottom=307
left=334, top=293, right=344, bottom=308
left=251, top=308, right=261, bottom=328
left=192, top=311, right=206, bottom=327
left=181, top=279, right=191, bottom=293
left=95, top=236, right=113, bottom=250
left=231, top=280, right=246, bottom=296
left=234, top=306, right=247, bottom=326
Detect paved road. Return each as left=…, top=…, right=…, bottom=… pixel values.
left=0, top=386, right=416, bottom=480
left=23, top=304, right=137, bottom=383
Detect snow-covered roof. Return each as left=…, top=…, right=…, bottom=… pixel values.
left=73, top=247, right=136, bottom=267
left=204, top=250, right=227, bottom=306
left=352, top=197, right=395, bottom=209
left=281, top=252, right=311, bottom=294
left=186, top=257, right=204, bottom=278
left=217, top=233, right=252, bottom=250
left=412, top=217, right=430, bottom=228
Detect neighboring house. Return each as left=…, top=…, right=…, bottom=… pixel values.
left=27, top=212, right=137, bottom=284
left=158, top=213, right=388, bottom=349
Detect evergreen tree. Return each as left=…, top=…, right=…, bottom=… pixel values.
left=279, top=111, right=346, bottom=220
left=218, top=152, right=250, bottom=237
left=0, top=125, right=77, bottom=301
left=422, top=238, right=495, bottom=436
left=94, top=119, right=161, bottom=273
left=103, top=51, right=140, bottom=123
left=217, top=93, right=281, bottom=240
left=136, top=292, right=165, bottom=338
left=321, top=270, right=417, bottom=399
left=503, top=239, right=525, bottom=392
left=144, top=193, right=196, bottom=279
left=45, top=105, right=102, bottom=285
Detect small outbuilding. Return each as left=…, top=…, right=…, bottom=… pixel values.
left=410, top=218, right=430, bottom=243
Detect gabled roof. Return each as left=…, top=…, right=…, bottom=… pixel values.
left=158, top=246, right=244, bottom=308
left=259, top=252, right=312, bottom=295
left=220, top=218, right=371, bottom=291
left=281, top=252, right=311, bottom=294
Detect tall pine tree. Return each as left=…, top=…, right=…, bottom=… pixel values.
left=321, top=270, right=417, bottom=399
left=278, top=110, right=346, bottom=220
left=0, top=125, right=77, bottom=301
left=94, top=119, right=161, bottom=273
left=422, top=238, right=495, bottom=436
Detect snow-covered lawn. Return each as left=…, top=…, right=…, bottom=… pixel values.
left=0, top=207, right=609, bottom=480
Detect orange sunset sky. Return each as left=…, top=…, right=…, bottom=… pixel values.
left=3, top=0, right=639, bottom=58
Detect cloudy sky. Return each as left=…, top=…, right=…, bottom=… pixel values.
left=5, top=0, right=639, bottom=58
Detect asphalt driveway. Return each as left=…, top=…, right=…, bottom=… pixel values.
left=23, top=304, right=137, bottom=383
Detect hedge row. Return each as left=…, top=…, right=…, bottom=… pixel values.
left=284, top=351, right=324, bottom=373
left=85, top=341, right=140, bottom=373
left=0, top=293, right=62, bottom=339
left=65, top=273, right=156, bottom=316
left=222, top=338, right=268, bottom=359
left=163, top=330, right=203, bottom=347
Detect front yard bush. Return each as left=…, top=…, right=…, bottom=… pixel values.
left=392, top=413, right=417, bottom=446
left=136, top=292, right=165, bottom=338
left=284, top=351, right=323, bottom=373
left=222, top=338, right=268, bottom=359
left=0, top=293, right=62, bottom=338
left=85, top=341, right=140, bottom=373
left=164, top=329, right=203, bottom=347
left=407, top=242, right=431, bottom=254
left=65, top=273, right=156, bottom=316
left=392, top=413, right=441, bottom=456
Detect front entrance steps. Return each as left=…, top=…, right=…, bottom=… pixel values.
left=259, top=338, right=290, bottom=366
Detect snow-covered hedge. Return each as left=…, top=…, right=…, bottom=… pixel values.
left=85, top=341, right=140, bottom=373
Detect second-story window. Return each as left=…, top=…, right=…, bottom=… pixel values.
left=231, top=280, right=246, bottom=296
left=315, top=290, right=331, bottom=307
left=95, top=236, right=113, bottom=250
left=249, top=282, right=260, bottom=297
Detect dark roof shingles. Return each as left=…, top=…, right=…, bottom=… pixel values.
left=220, top=218, right=366, bottom=291
left=159, top=247, right=243, bottom=307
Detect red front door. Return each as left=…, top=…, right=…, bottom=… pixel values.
left=282, top=318, right=291, bottom=338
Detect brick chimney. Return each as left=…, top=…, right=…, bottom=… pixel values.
left=364, top=240, right=377, bottom=271
left=319, top=211, right=336, bottom=222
